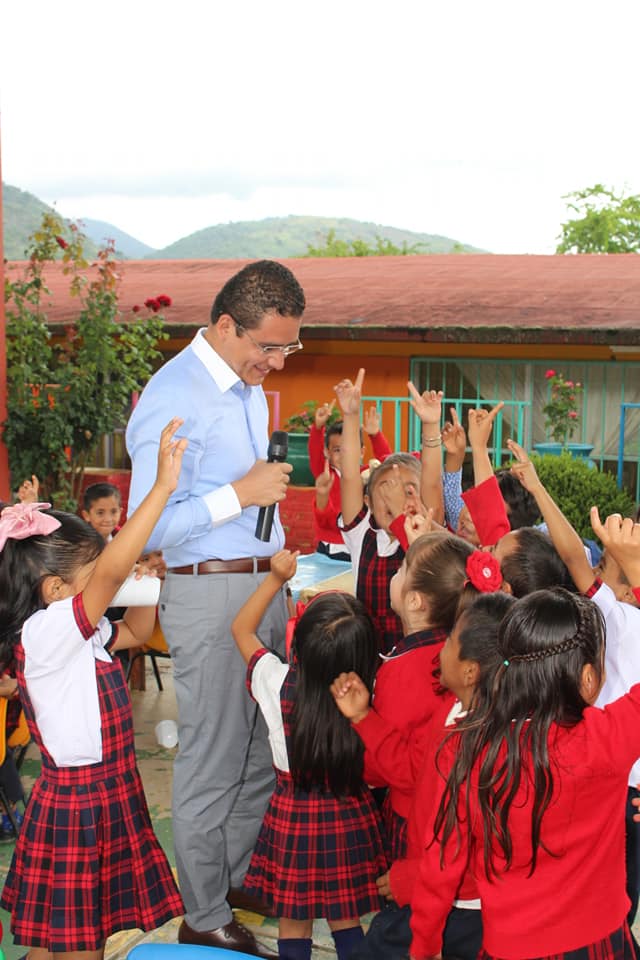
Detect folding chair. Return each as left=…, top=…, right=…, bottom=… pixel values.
left=126, top=618, right=171, bottom=691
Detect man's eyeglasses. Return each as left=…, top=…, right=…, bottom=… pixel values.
left=233, top=319, right=303, bottom=357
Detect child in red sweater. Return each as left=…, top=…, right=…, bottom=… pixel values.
left=332, top=591, right=515, bottom=960
left=362, top=529, right=502, bottom=859
left=410, top=518, right=640, bottom=960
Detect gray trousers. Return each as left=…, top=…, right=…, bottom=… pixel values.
left=159, top=570, right=287, bottom=930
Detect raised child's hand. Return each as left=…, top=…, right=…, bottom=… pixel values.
left=315, top=400, right=335, bottom=429
left=330, top=671, right=371, bottom=723
left=270, top=549, right=299, bottom=583
left=405, top=508, right=433, bottom=545
left=363, top=405, right=382, bottom=436
left=507, top=438, right=541, bottom=492
left=407, top=382, right=443, bottom=427
left=17, top=474, right=40, bottom=504
left=590, top=508, right=640, bottom=588
left=315, top=459, right=334, bottom=498
left=156, top=418, right=188, bottom=493
left=441, top=408, right=466, bottom=457
left=467, top=401, right=504, bottom=449
left=334, top=368, right=365, bottom=417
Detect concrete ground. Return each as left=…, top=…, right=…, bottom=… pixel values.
left=1, top=659, right=639, bottom=960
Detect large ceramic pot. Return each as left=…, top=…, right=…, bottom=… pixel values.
left=285, top=432, right=315, bottom=486
left=533, top=442, right=596, bottom=468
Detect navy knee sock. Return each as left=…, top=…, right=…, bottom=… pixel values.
left=277, top=937, right=313, bottom=960
left=332, top=926, right=365, bottom=959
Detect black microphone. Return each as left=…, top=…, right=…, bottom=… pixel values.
left=255, top=430, right=289, bottom=542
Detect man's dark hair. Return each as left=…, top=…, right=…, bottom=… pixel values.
left=210, top=260, right=306, bottom=330
left=83, top=482, right=121, bottom=511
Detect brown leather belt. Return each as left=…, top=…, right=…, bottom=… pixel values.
left=168, top=558, right=272, bottom=575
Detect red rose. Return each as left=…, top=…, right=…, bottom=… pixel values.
left=144, top=297, right=160, bottom=312
left=132, top=304, right=141, bottom=313
left=55, top=235, right=68, bottom=250
left=466, top=550, right=502, bottom=593
left=544, top=369, right=556, bottom=379
left=156, top=294, right=172, bottom=307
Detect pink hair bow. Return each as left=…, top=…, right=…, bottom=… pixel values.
left=0, top=502, right=61, bottom=552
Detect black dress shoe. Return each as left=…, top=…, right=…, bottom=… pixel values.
left=227, top=886, right=277, bottom=918
left=178, top=918, right=278, bottom=958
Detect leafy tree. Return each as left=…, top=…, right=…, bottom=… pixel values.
left=303, top=229, right=426, bottom=257
left=556, top=184, right=640, bottom=253
left=3, top=212, right=169, bottom=509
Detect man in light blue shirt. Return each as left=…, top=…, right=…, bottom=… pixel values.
left=126, top=260, right=305, bottom=959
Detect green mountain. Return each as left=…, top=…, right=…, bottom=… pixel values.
left=150, top=215, right=484, bottom=259
left=2, top=183, right=59, bottom=259
left=80, top=218, right=156, bottom=259
left=3, top=184, right=484, bottom=262
left=1, top=183, right=101, bottom=260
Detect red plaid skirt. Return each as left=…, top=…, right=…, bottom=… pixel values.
left=243, top=769, right=388, bottom=920
left=478, top=922, right=635, bottom=960
left=1, top=629, right=183, bottom=951
left=382, top=792, right=408, bottom=862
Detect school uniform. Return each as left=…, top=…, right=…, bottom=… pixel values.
left=339, top=506, right=404, bottom=653
left=410, top=684, right=640, bottom=959
left=242, top=647, right=388, bottom=921
left=0, top=594, right=183, bottom=951
left=364, top=628, right=452, bottom=859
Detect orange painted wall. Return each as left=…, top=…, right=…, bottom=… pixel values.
left=266, top=350, right=411, bottom=458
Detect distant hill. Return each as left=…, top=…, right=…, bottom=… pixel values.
left=3, top=184, right=485, bottom=262
left=150, top=215, right=485, bottom=259
left=79, top=218, right=156, bottom=259
left=2, top=183, right=60, bottom=259
left=2, top=183, right=101, bottom=260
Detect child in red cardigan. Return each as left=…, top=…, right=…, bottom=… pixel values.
left=410, top=522, right=640, bottom=960
left=332, top=591, right=515, bottom=960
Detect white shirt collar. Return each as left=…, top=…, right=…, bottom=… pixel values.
left=190, top=327, right=240, bottom=394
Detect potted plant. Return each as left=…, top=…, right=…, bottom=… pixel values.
left=283, top=400, right=341, bottom=485
left=535, top=369, right=593, bottom=462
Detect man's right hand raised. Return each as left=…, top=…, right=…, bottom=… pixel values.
left=232, top=459, right=292, bottom=508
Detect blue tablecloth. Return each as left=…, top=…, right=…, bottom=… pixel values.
left=289, top=553, right=352, bottom=602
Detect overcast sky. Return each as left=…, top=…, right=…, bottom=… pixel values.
left=1, top=0, right=639, bottom=253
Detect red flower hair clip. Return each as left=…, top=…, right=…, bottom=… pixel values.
left=465, top=550, right=502, bottom=592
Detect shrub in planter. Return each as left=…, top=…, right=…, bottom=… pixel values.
left=531, top=452, right=636, bottom=540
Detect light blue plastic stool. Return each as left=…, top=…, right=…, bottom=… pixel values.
left=128, top=945, right=260, bottom=960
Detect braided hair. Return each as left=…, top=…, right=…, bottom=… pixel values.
left=435, top=588, right=605, bottom=878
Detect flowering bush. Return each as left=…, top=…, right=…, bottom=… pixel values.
left=3, top=212, right=169, bottom=509
left=542, top=370, right=583, bottom=444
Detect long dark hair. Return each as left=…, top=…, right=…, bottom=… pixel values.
left=0, top=511, right=104, bottom=668
left=290, top=592, right=378, bottom=796
left=456, top=591, right=516, bottom=712
left=435, top=589, right=605, bottom=877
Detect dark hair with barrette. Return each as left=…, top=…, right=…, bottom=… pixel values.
left=434, top=588, right=605, bottom=878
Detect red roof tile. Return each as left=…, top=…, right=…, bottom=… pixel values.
left=7, top=254, right=640, bottom=345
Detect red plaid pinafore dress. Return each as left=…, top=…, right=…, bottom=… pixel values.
left=0, top=595, right=183, bottom=951
left=242, top=648, right=388, bottom=921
